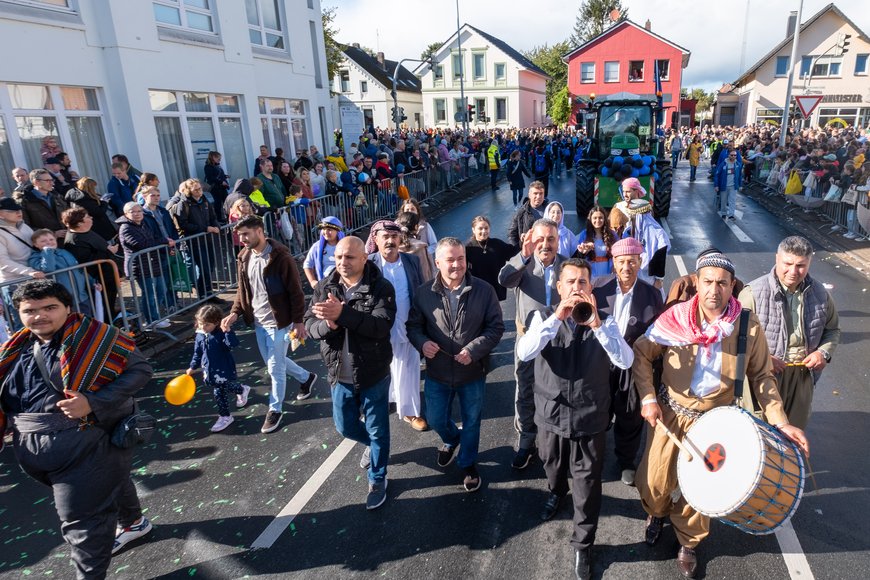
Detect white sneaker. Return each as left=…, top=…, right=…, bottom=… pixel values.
left=236, top=385, right=251, bottom=408
left=153, top=320, right=171, bottom=329
left=210, top=416, right=234, bottom=432
left=112, top=517, right=153, bottom=554
left=844, top=232, right=857, bottom=239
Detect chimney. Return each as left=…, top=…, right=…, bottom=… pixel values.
left=376, top=52, right=385, bottom=69
left=352, top=42, right=360, bottom=49
left=786, top=11, right=797, bottom=38
left=645, top=19, right=651, bottom=31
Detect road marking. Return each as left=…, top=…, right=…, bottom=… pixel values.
left=674, top=255, right=688, bottom=277
left=660, top=217, right=671, bottom=236
left=250, top=437, right=357, bottom=549
left=564, top=210, right=578, bottom=215
left=775, top=520, right=816, bottom=580
left=726, top=220, right=754, bottom=243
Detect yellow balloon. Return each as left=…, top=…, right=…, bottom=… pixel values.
left=165, top=374, right=196, bottom=405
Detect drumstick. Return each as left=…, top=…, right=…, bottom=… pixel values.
left=655, top=419, right=693, bottom=462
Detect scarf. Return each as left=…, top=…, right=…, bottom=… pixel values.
left=313, top=231, right=343, bottom=280
left=646, top=294, right=741, bottom=349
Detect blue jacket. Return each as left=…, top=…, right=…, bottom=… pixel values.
left=142, top=205, right=179, bottom=242
left=106, top=174, right=141, bottom=215
left=28, top=248, right=90, bottom=304
left=190, top=328, right=239, bottom=382
left=714, top=156, right=743, bottom=191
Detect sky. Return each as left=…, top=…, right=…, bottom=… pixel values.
left=331, top=0, right=870, bottom=93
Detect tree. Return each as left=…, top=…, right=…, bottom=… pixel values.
left=523, top=41, right=572, bottom=123
left=550, top=86, right=572, bottom=126
left=420, top=42, right=443, bottom=63
left=322, top=6, right=342, bottom=87
left=570, top=0, right=629, bottom=46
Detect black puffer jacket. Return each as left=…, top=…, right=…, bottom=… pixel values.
left=304, top=261, right=396, bottom=389
left=506, top=197, right=546, bottom=247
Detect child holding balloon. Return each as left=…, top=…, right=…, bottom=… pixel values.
left=187, top=304, right=251, bottom=432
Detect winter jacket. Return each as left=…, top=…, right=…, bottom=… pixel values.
left=65, top=189, right=117, bottom=241
left=170, top=193, right=218, bottom=237
left=304, top=261, right=396, bottom=389
left=714, top=156, right=743, bottom=191
left=190, top=328, right=239, bottom=383
left=231, top=239, right=306, bottom=329
left=505, top=159, right=532, bottom=190
left=257, top=172, right=286, bottom=207
left=204, top=163, right=230, bottom=199
left=406, top=272, right=504, bottom=387
left=142, top=204, right=179, bottom=243
left=28, top=247, right=90, bottom=304
left=116, top=215, right=163, bottom=278
left=506, top=198, right=546, bottom=247
left=0, top=220, right=38, bottom=282
left=106, top=174, right=140, bottom=215
left=21, top=189, right=68, bottom=233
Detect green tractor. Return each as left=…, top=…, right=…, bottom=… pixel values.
left=575, top=94, right=672, bottom=220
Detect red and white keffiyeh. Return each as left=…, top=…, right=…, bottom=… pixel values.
left=646, top=294, right=742, bottom=348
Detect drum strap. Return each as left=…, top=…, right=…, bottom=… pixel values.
left=733, top=308, right=761, bottom=415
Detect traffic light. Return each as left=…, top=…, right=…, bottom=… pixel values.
left=467, top=104, right=475, bottom=122
left=391, top=106, right=407, bottom=124
left=398, top=107, right=407, bottom=123
left=391, top=106, right=398, bottom=123
left=836, top=33, right=852, bottom=55
left=477, top=111, right=486, bottom=122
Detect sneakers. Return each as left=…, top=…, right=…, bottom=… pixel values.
left=366, top=479, right=388, bottom=510
left=112, top=517, right=153, bottom=554
left=360, top=446, right=371, bottom=470
left=261, top=411, right=282, bottom=433
left=511, top=447, right=535, bottom=470
left=436, top=443, right=459, bottom=468
left=621, top=468, right=636, bottom=486
left=153, top=320, right=171, bottom=329
left=210, top=416, right=234, bottom=432
left=296, top=372, right=318, bottom=400
left=463, top=464, right=481, bottom=492
left=236, top=385, right=251, bottom=408
left=844, top=232, right=857, bottom=239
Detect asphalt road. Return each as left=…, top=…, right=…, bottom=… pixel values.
left=1, top=162, right=869, bottom=579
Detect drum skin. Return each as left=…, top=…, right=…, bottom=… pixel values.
left=677, top=406, right=805, bottom=535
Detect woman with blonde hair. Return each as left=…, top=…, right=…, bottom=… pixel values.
left=65, top=176, right=117, bottom=240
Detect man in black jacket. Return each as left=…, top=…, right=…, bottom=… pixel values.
left=506, top=181, right=546, bottom=248
left=517, top=259, right=633, bottom=580
left=592, top=237, right=664, bottom=486
left=407, top=237, right=504, bottom=492
left=305, top=236, right=396, bottom=510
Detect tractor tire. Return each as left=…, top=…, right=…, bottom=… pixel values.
left=576, top=163, right=596, bottom=220
left=654, top=164, right=672, bottom=219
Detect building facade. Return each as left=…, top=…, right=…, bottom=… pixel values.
left=0, top=0, right=331, bottom=195
left=332, top=44, right=422, bottom=131
left=415, top=24, right=550, bottom=129
left=563, top=19, right=690, bottom=128
left=717, top=4, right=870, bottom=128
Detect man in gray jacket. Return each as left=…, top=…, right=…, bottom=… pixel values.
left=498, top=218, right=565, bottom=469
left=407, top=237, right=504, bottom=492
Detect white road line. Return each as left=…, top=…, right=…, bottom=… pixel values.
left=250, top=438, right=357, bottom=549
left=660, top=217, right=671, bottom=236
left=674, top=255, right=689, bottom=277
left=727, top=220, right=755, bottom=243
left=775, top=520, right=816, bottom=580
left=564, top=210, right=578, bottom=215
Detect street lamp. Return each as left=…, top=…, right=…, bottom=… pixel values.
left=391, top=57, right=433, bottom=135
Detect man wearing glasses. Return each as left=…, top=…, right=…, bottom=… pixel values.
left=713, top=148, right=742, bottom=222
left=22, top=170, right=68, bottom=243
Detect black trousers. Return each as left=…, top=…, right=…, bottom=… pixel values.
left=538, top=428, right=606, bottom=550
left=610, top=368, right=644, bottom=470
left=490, top=169, right=499, bottom=190
left=13, top=426, right=140, bottom=580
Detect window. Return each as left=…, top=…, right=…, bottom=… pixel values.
left=153, top=0, right=214, bottom=32
left=4, top=83, right=111, bottom=189
left=309, top=20, right=323, bottom=88
left=775, top=56, right=790, bottom=76
left=475, top=98, right=486, bottom=121
left=800, top=56, right=812, bottom=78
left=339, top=70, right=350, bottom=93
left=604, top=61, right=619, bottom=83
left=656, top=59, right=670, bottom=80
left=151, top=90, right=246, bottom=188
left=580, top=62, right=595, bottom=83
left=0, top=118, right=18, bottom=195
left=360, top=81, right=368, bottom=93
left=628, top=60, right=644, bottom=81
left=453, top=98, right=465, bottom=119
left=433, top=65, right=444, bottom=82
left=434, top=99, right=446, bottom=124
left=452, top=53, right=463, bottom=79
left=495, top=98, right=507, bottom=122
left=533, top=100, right=537, bottom=123
left=246, top=0, right=284, bottom=50
left=856, top=54, right=869, bottom=75
left=800, top=55, right=842, bottom=78
left=18, top=0, right=69, bottom=6
left=818, top=107, right=861, bottom=127
left=494, top=63, right=506, bottom=80
left=472, top=53, right=485, bottom=80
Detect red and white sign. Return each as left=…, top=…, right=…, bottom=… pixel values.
left=794, top=95, right=824, bottom=119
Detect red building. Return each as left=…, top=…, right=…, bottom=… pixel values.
left=563, top=19, right=691, bottom=128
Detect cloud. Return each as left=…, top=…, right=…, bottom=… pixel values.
left=330, top=0, right=869, bottom=92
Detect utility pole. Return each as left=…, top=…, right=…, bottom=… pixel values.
left=739, top=0, right=751, bottom=74
left=391, top=58, right=432, bottom=135
left=456, top=0, right=468, bottom=135
left=780, top=0, right=804, bottom=148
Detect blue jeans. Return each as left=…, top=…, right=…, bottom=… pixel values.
left=254, top=325, right=312, bottom=412
left=136, top=275, right=166, bottom=323
left=332, top=375, right=390, bottom=483
left=671, top=151, right=680, bottom=168
left=424, top=378, right=485, bottom=469
left=690, top=165, right=698, bottom=181
left=512, top=188, right=522, bottom=206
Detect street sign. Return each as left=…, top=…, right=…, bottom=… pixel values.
left=794, top=95, right=824, bottom=119
left=453, top=111, right=466, bottom=122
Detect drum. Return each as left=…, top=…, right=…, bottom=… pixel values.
left=676, top=406, right=805, bottom=535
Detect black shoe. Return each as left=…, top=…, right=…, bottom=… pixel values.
left=645, top=515, right=665, bottom=546
left=297, top=372, right=317, bottom=400
left=463, top=464, right=481, bottom=492
left=388, top=402, right=397, bottom=415
left=540, top=492, right=563, bottom=521
left=574, top=547, right=592, bottom=580
left=511, top=447, right=534, bottom=470
left=677, top=546, right=697, bottom=578
left=261, top=411, right=282, bottom=434
left=436, top=443, right=458, bottom=468
left=360, top=446, right=371, bottom=469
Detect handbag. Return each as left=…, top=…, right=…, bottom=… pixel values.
left=784, top=171, right=803, bottom=195
left=823, top=184, right=842, bottom=202
left=168, top=252, right=192, bottom=292
left=802, top=172, right=816, bottom=189
left=354, top=191, right=368, bottom=207
left=841, top=185, right=859, bottom=206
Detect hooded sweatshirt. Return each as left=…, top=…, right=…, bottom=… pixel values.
left=544, top=201, right=577, bottom=258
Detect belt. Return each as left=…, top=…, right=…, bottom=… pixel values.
left=7, top=412, right=83, bottom=434
left=657, top=385, right=706, bottom=421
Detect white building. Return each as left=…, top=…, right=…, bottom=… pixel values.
left=0, top=0, right=331, bottom=194
left=333, top=44, right=422, bottom=131
left=715, top=3, right=870, bottom=128
left=415, top=24, right=551, bottom=129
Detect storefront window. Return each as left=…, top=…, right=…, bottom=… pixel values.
left=259, top=97, right=310, bottom=161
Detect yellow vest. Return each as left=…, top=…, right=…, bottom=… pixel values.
left=487, top=145, right=499, bottom=169
left=250, top=189, right=271, bottom=208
